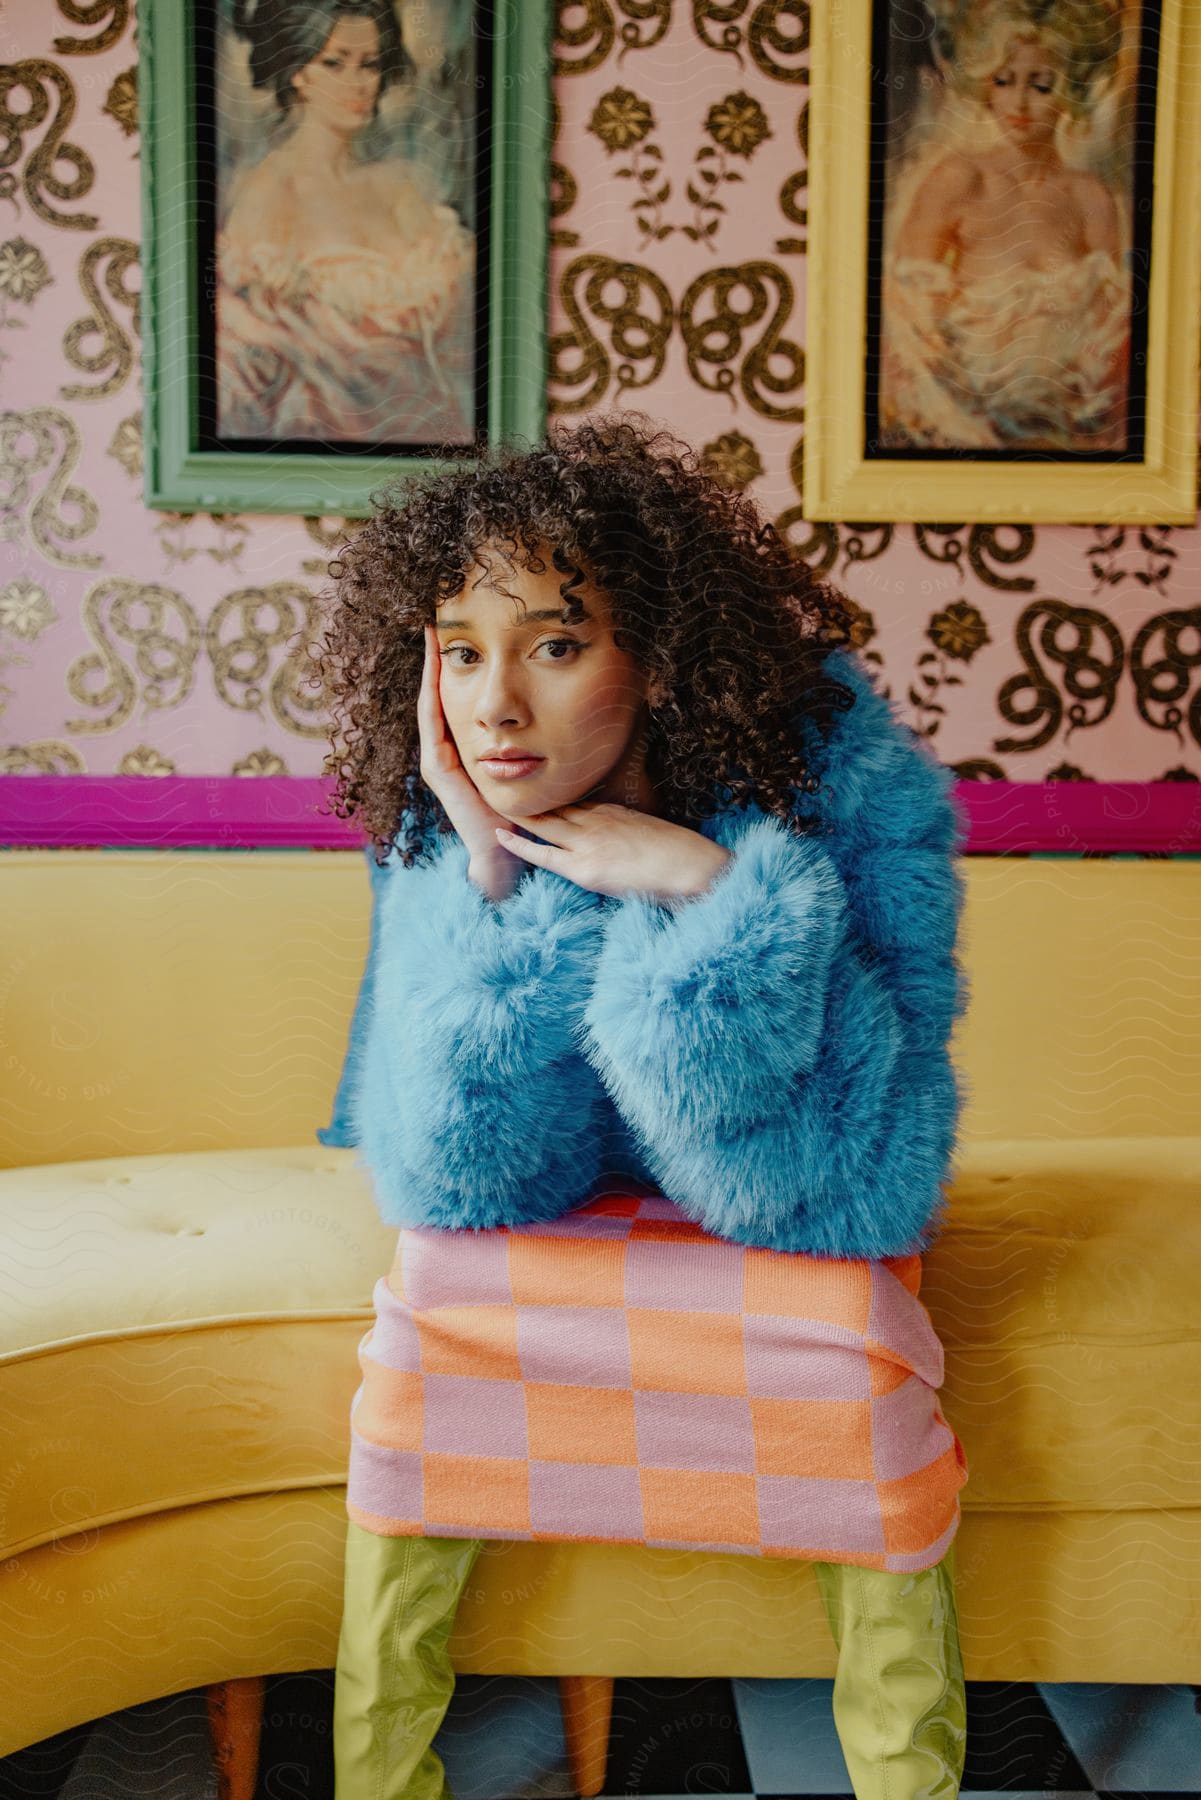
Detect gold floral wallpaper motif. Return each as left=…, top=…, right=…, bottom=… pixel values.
left=0, top=0, right=1198, bottom=784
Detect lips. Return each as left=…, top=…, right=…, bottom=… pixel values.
left=478, top=752, right=545, bottom=779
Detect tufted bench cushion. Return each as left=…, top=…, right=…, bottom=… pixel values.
left=3, top=1136, right=1200, bottom=1567
left=922, top=1135, right=1201, bottom=1516
left=0, top=1147, right=397, bottom=1563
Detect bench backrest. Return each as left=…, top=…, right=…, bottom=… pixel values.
left=3, top=850, right=1199, bottom=1168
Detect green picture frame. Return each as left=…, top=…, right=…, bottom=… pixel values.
left=138, top=0, right=550, bottom=516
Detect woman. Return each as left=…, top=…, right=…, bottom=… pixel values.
left=880, top=15, right=1130, bottom=452
left=217, top=0, right=474, bottom=444
left=315, top=413, right=971, bottom=1798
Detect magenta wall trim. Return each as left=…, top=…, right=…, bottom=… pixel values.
left=1, top=775, right=1199, bottom=853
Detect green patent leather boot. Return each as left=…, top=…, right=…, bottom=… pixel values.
left=333, top=1523, right=483, bottom=1800
left=811, top=1541, right=967, bottom=1800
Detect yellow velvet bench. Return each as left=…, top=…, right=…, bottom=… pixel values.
left=2, top=847, right=1199, bottom=1790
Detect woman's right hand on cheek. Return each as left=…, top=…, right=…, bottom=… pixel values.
left=418, top=624, right=526, bottom=901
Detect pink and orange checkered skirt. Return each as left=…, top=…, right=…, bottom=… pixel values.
left=345, top=1189, right=968, bottom=1571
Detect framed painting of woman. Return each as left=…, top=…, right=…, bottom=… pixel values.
left=140, top=0, right=548, bottom=515
left=804, top=0, right=1201, bottom=523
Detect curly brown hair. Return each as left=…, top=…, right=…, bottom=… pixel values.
left=310, top=411, right=862, bottom=868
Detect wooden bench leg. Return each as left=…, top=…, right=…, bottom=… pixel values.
left=559, top=1674, right=614, bottom=1799
left=206, top=1676, right=265, bottom=1800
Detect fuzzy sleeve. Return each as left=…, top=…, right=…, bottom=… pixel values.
left=578, top=693, right=970, bottom=1259
left=351, top=831, right=612, bottom=1231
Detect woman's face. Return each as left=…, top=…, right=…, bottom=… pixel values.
left=291, top=16, right=383, bottom=129
left=432, top=542, right=660, bottom=822
left=987, top=37, right=1066, bottom=145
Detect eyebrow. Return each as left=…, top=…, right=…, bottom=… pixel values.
left=432, top=607, right=591, bottom=631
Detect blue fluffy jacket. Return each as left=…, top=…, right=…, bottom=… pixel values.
left=351, top=646, right=971, bottom=1259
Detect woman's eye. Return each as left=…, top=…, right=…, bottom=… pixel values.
left=439, top=639, right=582, bottom=666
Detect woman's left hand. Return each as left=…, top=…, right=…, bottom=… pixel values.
left=494, top=804, right=732, bottom=905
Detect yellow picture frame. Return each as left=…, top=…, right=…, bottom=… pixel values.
left=804, top=0, right=1201, bottom=523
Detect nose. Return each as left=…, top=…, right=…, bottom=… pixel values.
left=475, top=665, right=531, bottom=731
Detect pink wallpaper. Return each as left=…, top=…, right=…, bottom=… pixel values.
left=1, top=0, right=1199, bottom=846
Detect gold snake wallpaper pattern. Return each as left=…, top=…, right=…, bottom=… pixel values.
left=1, top=0, right=1199, bottom=786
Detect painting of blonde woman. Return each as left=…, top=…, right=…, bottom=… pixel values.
left=873, top=0, right=1141, bottom=455
left=214, top=0, right=477, bottom=447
